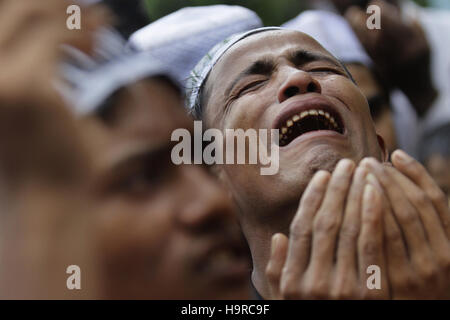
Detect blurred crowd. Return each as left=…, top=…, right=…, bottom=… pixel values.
left=0, top=0, right=449, bottom=299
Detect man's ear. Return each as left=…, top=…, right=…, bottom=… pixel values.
left=377, top=133, right=389, bottom=162
left=209, top=164, right=222, bottom=178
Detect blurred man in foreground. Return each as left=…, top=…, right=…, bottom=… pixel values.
left=0, top=0, right=104, bottom=299
left=0, top=0, right=251, bottom=299
left=66, top=47, right=251, bottom=299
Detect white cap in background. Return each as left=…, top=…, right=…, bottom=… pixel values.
left=59, top=28, right=180, bottom=115
left=282, top=10, right=372, bottom=66
left=128, top=5, right=263, bottom=84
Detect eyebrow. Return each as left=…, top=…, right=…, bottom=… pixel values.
left=288, top=49, right=344, bottom=70
left=225, top=58, right=275, bottom=97
left=93, top=143, right=169, bottom=195
left=224, top=49, right=346, bottom=97
left=104, top=142, right=169, bottom=174
left=113, top=149, right=162, bottom=172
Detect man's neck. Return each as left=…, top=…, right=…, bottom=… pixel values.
left=240, top=204, right=295, bottom=299
left=247, top=231, right=272, bottom=299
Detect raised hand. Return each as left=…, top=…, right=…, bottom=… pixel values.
left=345, top=0, right=436, bottom=115
left=361, top=150, right=450, bottom=299
left=266, top=159, right=389, bottom=299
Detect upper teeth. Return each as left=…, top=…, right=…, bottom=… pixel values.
left=279, top=108, right=339, bottom=142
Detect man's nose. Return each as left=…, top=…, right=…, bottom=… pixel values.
left=277, top=69, right=321, bottom=103
left=177, top=166, right=235, bottom=231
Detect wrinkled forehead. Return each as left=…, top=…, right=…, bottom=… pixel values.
left=207, top=30, right=336, bottom=91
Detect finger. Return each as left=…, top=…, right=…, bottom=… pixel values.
left=0, top=25, right=64, bottom=103
left=345, top=6, right=368, bottom=37
left=61, top=4, right=109, bottom=54
left=283, top=170, right=331, bottom=283
left=0, top=0, right=95, bottom=56
left=266, top=233, right=288, bottom=299
left=366, top=173, right=410, bottom=292
left=384, top=205, right=417, bottom=298
left=361, top=158, right=431, bottom=266
left=335, top=166, right=368, bottom=285
left=358, top=183, right=388, bottom=299
left=309, top=159, right=355, bottom=273
left=386, top=165, right=449, bottom=256
left=345, top=5, right=380, bottom=52
left=0, top=0, right=66, bottom=49
left=11, top=11, right=92, bottom=55
left=392, top=149, right=450, bottom=239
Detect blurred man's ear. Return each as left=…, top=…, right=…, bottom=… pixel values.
left=210, top=164, right=224, bottom=179
left=211, top=164, right=233, bottom=191
left=377, top=133, right=389, bottom=162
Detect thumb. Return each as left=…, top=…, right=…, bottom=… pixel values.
left=265, top=233, right=288, bottom=299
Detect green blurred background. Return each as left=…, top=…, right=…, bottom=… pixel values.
left=103, top=0, right=446, bottom=38
left=144, top=0, right=430, bottom=26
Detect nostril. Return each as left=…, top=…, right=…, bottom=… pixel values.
left=307, top=82, right=318, bottom=93
left=284, top=86, right=299, bottom=98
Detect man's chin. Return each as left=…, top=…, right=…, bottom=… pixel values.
left=275, top=148, right=347, bottom=197
left=280, top=144, right=347, bottom=175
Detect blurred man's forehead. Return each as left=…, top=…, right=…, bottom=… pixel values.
left=86, top=79, right=192, bottom=173
left=109, top=79, right=189, bottom=134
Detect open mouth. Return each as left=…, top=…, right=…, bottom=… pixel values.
left=278, top=108, right=344, bottom=147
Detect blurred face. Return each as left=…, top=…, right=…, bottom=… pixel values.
left=80, top=79, right=250, bottom=299
left=203, top=30, right=384, bottom=231
left=330, top=0, right=370, bottom=13
left=329, top=0, right=398, bottom=14
left=346, top=63, right=397, bottom=153
left=0, top=100, right=98, bottom=299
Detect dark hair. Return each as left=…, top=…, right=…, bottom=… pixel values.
left=96, top=75, right=182, bottom=125
left=102, top=0, right=150, bottom=38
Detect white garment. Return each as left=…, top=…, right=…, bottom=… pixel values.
left=60, top=28, right=180, bottom=115
left=282, top=10, right=372, bottom=67
left=128, top=5, right=262, bottom=85
left=304, top=1, right=450, bottom=156
left=281, top=9, right=420, bottom=156
left=388, top=1, right=450, bottom=157
left=390, top=89, right=420, bottom=157
left=401, top=1, right=450, bottom=134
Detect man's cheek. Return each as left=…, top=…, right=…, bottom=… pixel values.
left=224, top=99, right=263, bottom=130
left=321, top=76, right=367, bottom=107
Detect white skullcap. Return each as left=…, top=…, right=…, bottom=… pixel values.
left=59, top=28, right=180, bottom=115
left=186, top=27, right=282, bottom=113
left=282, top=10, right=372, bottom=66
left=128, top=5, right=263, bottom=84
